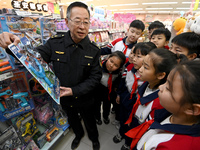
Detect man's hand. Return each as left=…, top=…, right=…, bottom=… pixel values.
left=0, top=32, right=20, bottom=49
left=60, top=86, right=73, bottom=97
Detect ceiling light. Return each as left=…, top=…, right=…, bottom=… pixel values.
left=142, top=2, right=178, bottom=5
left=109, top=9, right=118, bottom=11
left=96, top=5, right=108, bottom=7
left=129, top=11, right=146, bottom=13
left=176, top=8, right=192, bottom=9
left=110, top=3, right=138, bottom=7
left=119, top=8, right=143, bottom=11
left=147, top=11, right=171, bottom=13
left=146, top=8, right=173, bottom=10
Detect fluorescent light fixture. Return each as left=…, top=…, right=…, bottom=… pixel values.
left=129, top=11, right=146, bottom=13
left=176, top=8, right=192, bottom=9
left=182, top=2, right=200, bottom=4
left=96, top=5, right=108, bottom=7
left=109, top=9, right=118, bottom=11
left=142, top=2, right=177, bottom=5
left=110, top=3, right=138, bottom=7
left=115, top=12, right=125, bottom=13
left=119, top=8, right=143, bottom=11
left=146, top=8, right=173, bottom=10
left=147, top=11, right=171, bottom=13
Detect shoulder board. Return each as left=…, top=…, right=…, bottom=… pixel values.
left=51, top=34, right=65, bottom=39
left=90, top=41, right=100, bottom=49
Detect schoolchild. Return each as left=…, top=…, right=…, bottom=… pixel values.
left=122, top=48, right=178, bottom=150
left=170, top=32, right=200, bottom=60
left=150, top=28, right=171, bottom=49
left=101, top=20, right=145, bottom=57
left=134, top=60, right=200, bottom=150
left=147, top=20, right=165, bottom=41
left=112, top=42, right=156, bottom=145
left=94, top=51, right=126, bottom=125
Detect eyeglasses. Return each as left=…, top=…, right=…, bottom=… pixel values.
left=69, top=18, right=90, bottom=27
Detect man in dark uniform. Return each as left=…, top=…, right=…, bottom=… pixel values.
left=0, top=2, right=101, bottom=150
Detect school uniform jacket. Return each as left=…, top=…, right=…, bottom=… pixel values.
left=117, top=63, right=141, bottom=111
left=136, top=118, right=200, bottom=150
left=127, top=82, right=168, bottom=128
left=97, top=60, right=121, bottom=93
left=101, top=37, right=136, bottom=57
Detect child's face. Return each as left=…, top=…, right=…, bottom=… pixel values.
left=158, top=70, right=185, bottom=115
left=126, top=27, right=143, bottom=44
left=128, top=49, right=135, bottom=64
left=169, top=43, right=192, bottom=59
left=139, top=54, right=157, bottom=82
left=106, top=56, right=121, bottom=72
left=150, top=34, right=169, bottom=48
left=148, top=28, right=157, bottom=40
left=133, top=50, right=145, bottom=70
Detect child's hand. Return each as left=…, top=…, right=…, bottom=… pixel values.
left=60, top=86, right=73, bottom=97
left=116, top=95, right=120, bottom=104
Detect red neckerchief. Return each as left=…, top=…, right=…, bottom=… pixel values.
left=125, top=119, right=154, bottom=150
left=125, top=93, right=141, bottom=124
left=123, top=42, right=128, bottom=55
left=129, top=73, right=140, bottom=100
left=107, top=73, right=112, bottom=100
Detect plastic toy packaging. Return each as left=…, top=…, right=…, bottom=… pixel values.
left=14, top=112, right=39, bottom=143
left=0, top=125, right=23, bottom=150
left=23, top=140, right=39, bottom=150
left=0, top=71, right=34, bottom=121
left=8, top=36, right=60, bottom=104
left=0, top=47, right=15, bottom=75
left=34, top=101, right=53, bottom=124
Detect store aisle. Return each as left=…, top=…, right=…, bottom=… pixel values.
left=50, top=112, right=124, bottom=150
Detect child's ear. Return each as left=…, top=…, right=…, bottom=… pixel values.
left=184, top=104, right=200, bottom=116
left=164, top=41, right=169, bottom=46
left=156, top=72, right=166, bottom=80
left=187, top=53, right=197, bottom=60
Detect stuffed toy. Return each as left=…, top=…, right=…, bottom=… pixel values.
left=183, top=14, right=194, bottom=32
left=173, top=18, right=186, bottom=35
left=190, top=15, right=200, bottom=34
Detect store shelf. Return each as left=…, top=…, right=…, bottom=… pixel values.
left=89, top=28, right=109, bottom=32
left=109, top=30, right=125, bottom=34
left=56, top=30, right=68, bottom=32
left=97, top=41, right=109, bottom=47
left=41, top=128, right=69, bottom=150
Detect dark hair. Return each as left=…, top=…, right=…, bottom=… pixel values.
left=151, top=28, right=171, bottom=41
left=133, top=42, right=157, bottom=55
left=108, top=51, right=126, bottom=68
left=66, top=1, right=90, bottom=19
left=129, top=20, right=145, bottom=32
left=148, top=21, right=165, bottom=31
left=171, top=32, right=200, bottom=57
left=169, top=60, right=200, bottom=108
left=149, top=48, right=178, bottom=89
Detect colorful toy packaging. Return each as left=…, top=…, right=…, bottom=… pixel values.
left=8, top=37, right=60, bottom=104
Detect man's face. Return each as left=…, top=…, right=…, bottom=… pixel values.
left=126, top=27, right=143, bottom=43
left=65, top=7, right=90, bottom=43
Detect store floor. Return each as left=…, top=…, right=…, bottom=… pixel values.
left=50, top=112, right=124, bottom=150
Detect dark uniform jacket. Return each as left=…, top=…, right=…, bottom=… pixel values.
left=35, top=31, right=102, bottom=107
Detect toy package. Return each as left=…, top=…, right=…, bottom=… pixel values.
left=0, top=71, right=34, bottom=122
left=0, top=47, right=15, bottom=75
left=8, top=37, right=60, bottom=104
left=0, top=125, right=23, bottom=150
left=0, top=15, right=42, bottom=48
left=40, top=17, right=56, bottom=44
left=14, top=112, right=39, bottom=143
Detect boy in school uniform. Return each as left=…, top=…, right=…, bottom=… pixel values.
left=169, top=32, right=200, bottom=60
left=147, top=20, right=165, bottom=41
left=150, top=28, right=171, bottom=49
left=101, top=20, right=145, bottom=57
